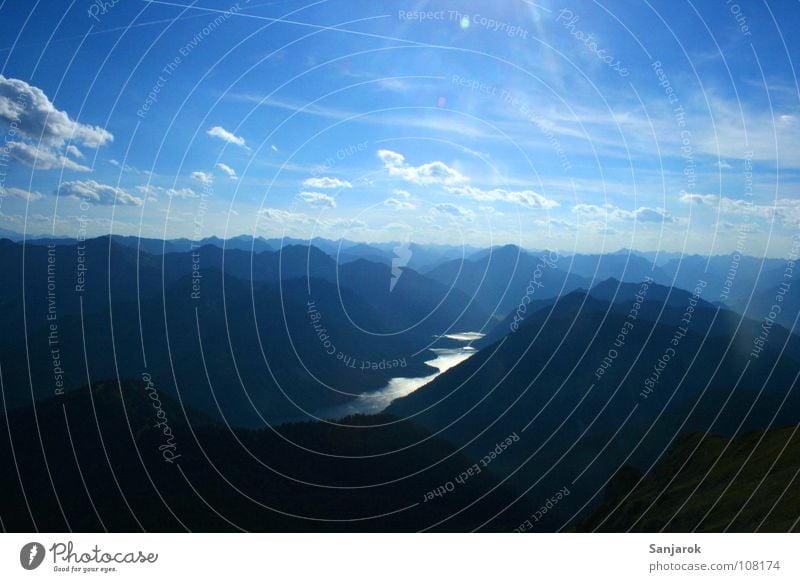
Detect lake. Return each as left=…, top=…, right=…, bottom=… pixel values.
left=285, top=333, right=483, bottom=423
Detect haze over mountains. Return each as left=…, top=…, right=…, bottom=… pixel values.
left=1, top=234, right=799, bottom=531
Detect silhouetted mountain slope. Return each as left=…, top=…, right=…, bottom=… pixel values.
left=101, top=235, right=194, bottom=254
left=0, top=235, right=481, bottom=343
left=387, top=287, right=800, bottom=529
left=0, top=237, right=168, bottom=354
left=0, top=228, right=23, bottom=240
left=263, top=236, right=354, bottom=256
left=159, top=246, right=488, bottom=335
left=654, top=254, right=787, bottom=305
left=337, top=259, right=490, bottom=335
left=627, top=249, right=685, bottom=266
left=1, top=237, right=475, bottom=345
left=336, top=243, right=393, bottom=265
left=564, top=252, right=666, bottom=283
left=0, top=380, right=531, bottom=532
left=581, top=426, right=800, bottom=532
left=404, top=243, right=478, bottom=273
left=1, top=238, right=489, bottom=423
left=729, top=279, right=800, bottom=331
left=425, top=244, right=590, bottom=320
left=664, top=254, right=785, bottom=283
left=1, top=267, right=437, bottom=425
left=160, top=243, right=337, bottom=284
left=475, top=277, right=748, bottom=349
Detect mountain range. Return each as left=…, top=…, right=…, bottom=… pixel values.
left=1, top=234, right=798, bottom=531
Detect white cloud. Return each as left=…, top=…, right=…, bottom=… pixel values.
left=377, top=149, right=405, bottom=167
left=384, top=197, right=415, bottom=210
left=134, top=185, right=158, bottom=202
left=215, top=162, right=238, bottom=180
left=66, top=145, right=83, bottom=159
left=7, top=141, right=90, bottom=171
left=377, top=149, right=467, bottom=186
left=680, top=192, right=800, bottom=226
left=191, top=171, right=213, bottom=185
left=679, top=192, right=771, bottom=217
left=206, top=125, right=247, bottom=149
left=0, top=210, right=23, bottom=224
left=166, top=187, right=198, bottom=199
left=136, top=185, right=199, bottom=200
left=108, top=159, right=135, bottom=173
left=302, top=176, right=352, bottom=189
left=715, top=160, right=732, bottom=170
left=479, top=205, right=503, bottom=216
left=447, top=185, right=559, bottom=210
left=432, top=202, right=473, bottom=219
left=258, top=208, right=313, bottom=225
left=775, top=199, right=800, bottom=227
left=632, top=207, right=677, bottom=223
left=299, top=191, right=336, bottom=209
left=58, top=180, right=143, bottom=206
left=0, top=76, right=112, bottom=172
left=679, top=193, right=718, bottom=206
left=254, top=210, right=369, bottom=234
left=690, top=95, right=800, bottom=166
left=573, top=204, right=613, bottom=219
left=545, top=218, right=575, bottom=229
left=573, top=203, right=678, bottom=223
left=329, top=218, right=367, bottom=230
left=393, top=189, right=411, bottom=199
left=722, top=198, right=773, bottom=218
left=0, top=75, right=113, bottom=147
left=0, top=186, right=43, bottom=202
left=383, top=221, right=413, bottom=231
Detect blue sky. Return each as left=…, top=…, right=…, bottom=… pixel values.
left=0, top=0, right=799, bottom=256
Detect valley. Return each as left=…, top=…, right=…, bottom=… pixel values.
left=1, top=235, right=799, bottom=532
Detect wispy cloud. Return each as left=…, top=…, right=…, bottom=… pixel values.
left=0, top=186, right=43, bottom=202
left=303, top=176, right=351, bottom=189
left=680, top=192, right=800, bottom=226
left=58, top=180, right=142, bottom=206
left=432, top=202, right=474, bottom=219
left=207, top=125, right=248, bottom=149
left=191, top=171, right=213, bottom=185
left=573, top=203, right=679, bottom=224
left=136, top=185, right=199, bottom=200
left=384, top=197, right=415, bottom=210
left=447, top=185, right=559, bottom=210
left=257, top=207, right=313, bottom=225
left=299, top=191, right=336, bottom=208
left=215, top=162, right=238, bottom=180
left=230, top=93, right=497, bottom=140
left=7, top=141, right=90, bottom=171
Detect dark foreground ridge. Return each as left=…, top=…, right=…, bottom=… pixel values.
left=0, top=380, right=531, bottom=532
left=581, top=426, right=800, bottom=532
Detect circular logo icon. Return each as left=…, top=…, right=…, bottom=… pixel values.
left=19, top=542, right=45, bottom=570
